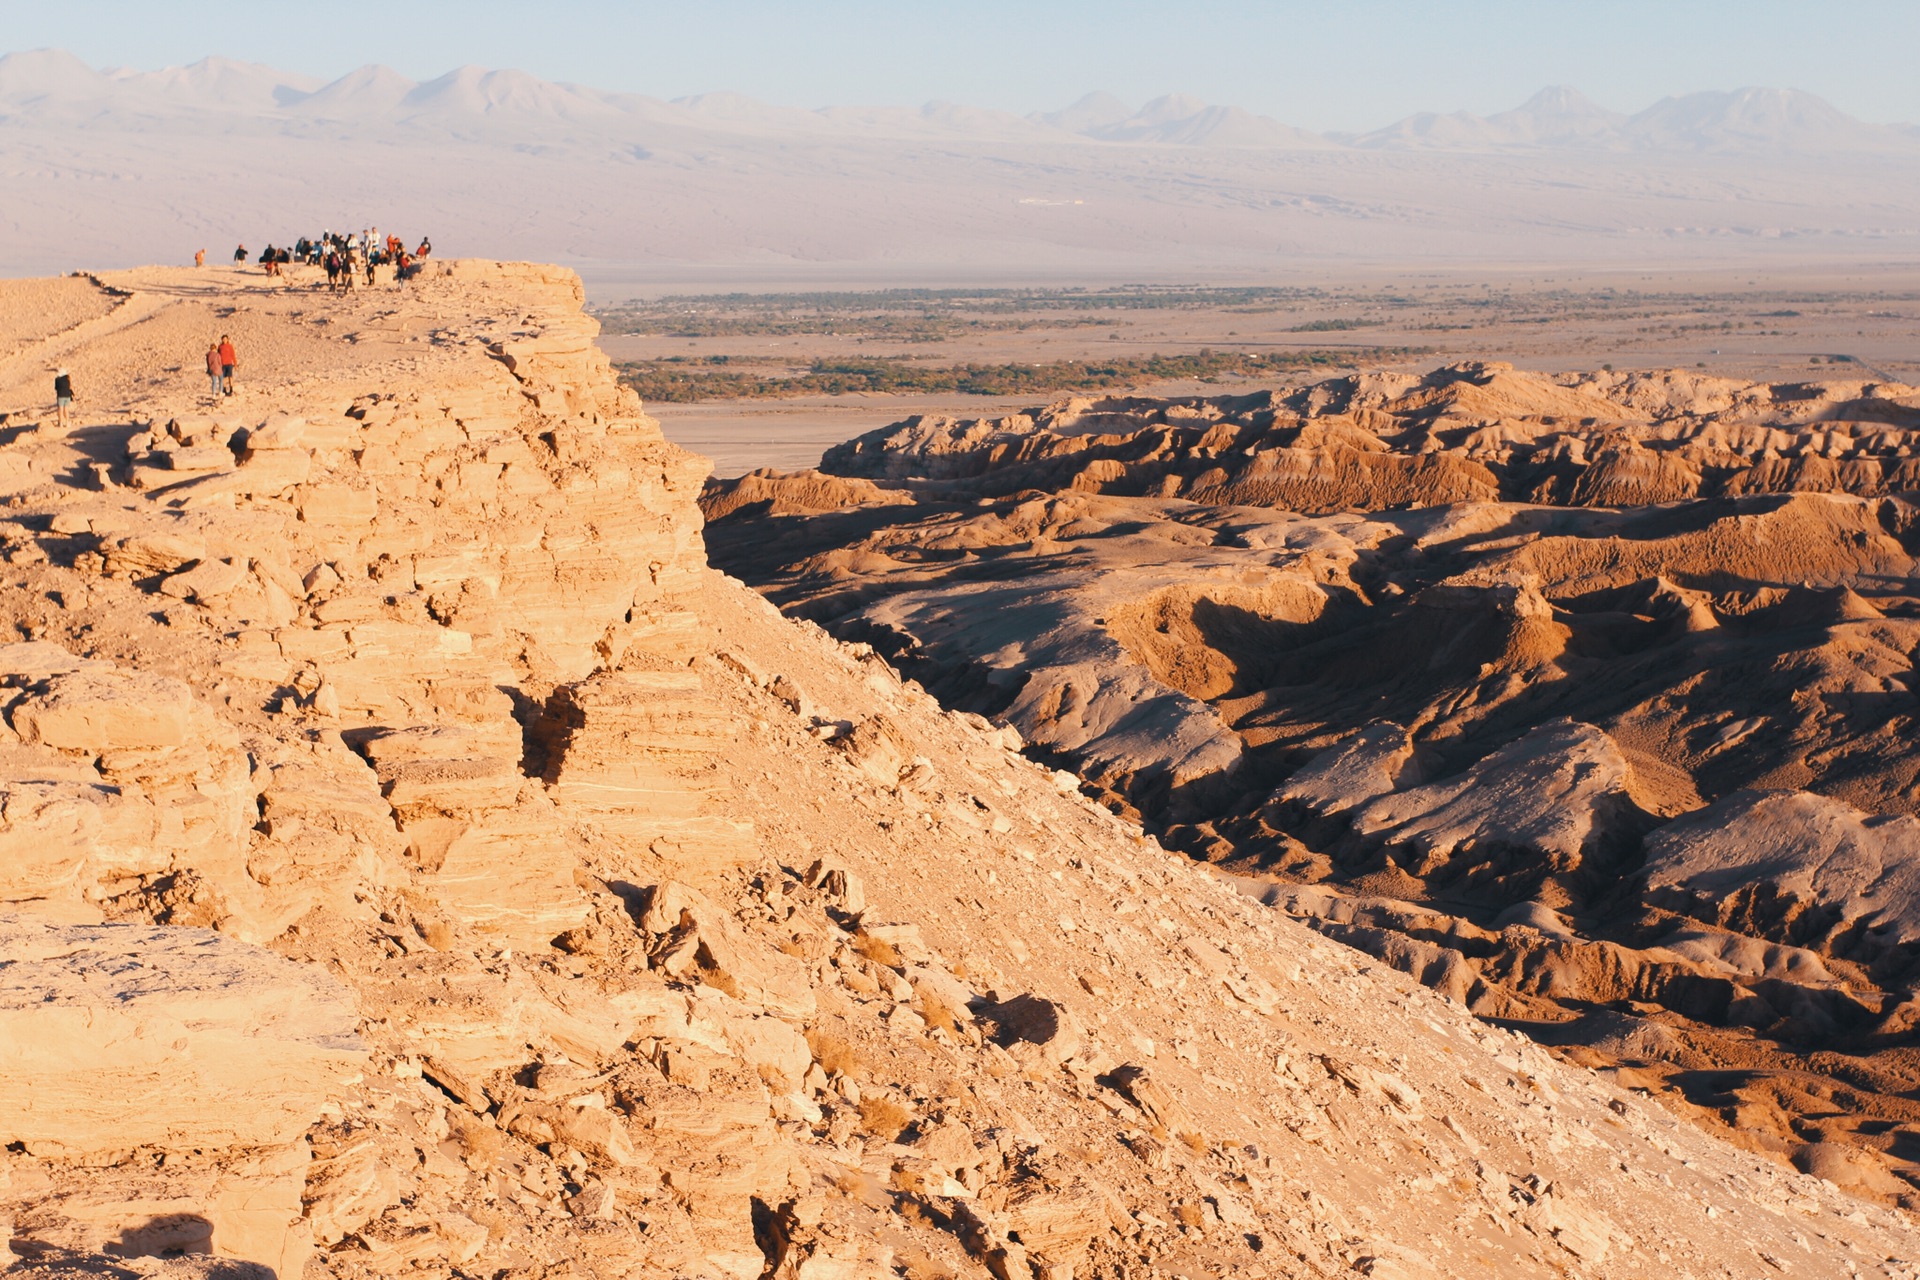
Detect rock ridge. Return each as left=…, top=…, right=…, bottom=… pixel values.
left=0, top=266, right=1911, bottom=1280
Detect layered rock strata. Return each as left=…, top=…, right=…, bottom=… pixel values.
left=0, top=268, right=1911, bottom=1280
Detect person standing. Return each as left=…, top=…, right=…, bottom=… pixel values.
left=218, top=334, right=237, bottom=397
left=52, top=368, right=74, bottom=429
left=233, top=244, right=247, bottom=264
left=194, top=248, right=206, bottom=267
left=205, top=343, right=222, bottom=399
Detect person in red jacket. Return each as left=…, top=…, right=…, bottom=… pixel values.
left=218, top=335, right=237, bottom=397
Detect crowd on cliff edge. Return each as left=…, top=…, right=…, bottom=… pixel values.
left=201, top=228, right=433, bottom=290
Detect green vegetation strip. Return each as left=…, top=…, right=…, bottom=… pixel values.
left=616, top=348, right=1428, bottom=403
left=590, top=285, right=1334, bottom=339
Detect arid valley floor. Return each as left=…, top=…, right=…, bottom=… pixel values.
left=0, top=259, right=1918, bottom=1280
left=620, top=266, right=1920, bottom=477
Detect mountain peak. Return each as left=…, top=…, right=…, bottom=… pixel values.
left=1626, top=86, right=1894, bottom=152
left=1036, top=90, right=1134, bottom=134
left=0, top=48, right=112, bottom=103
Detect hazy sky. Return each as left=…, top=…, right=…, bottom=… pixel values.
left=7, top=0, right=1916, bottom=130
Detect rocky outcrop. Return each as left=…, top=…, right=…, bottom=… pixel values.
left=0, top=917, right=362, bottom=1278
left=0, top=264, right=1912, bottom=1280
left=1645, top=790, right=1920, bottom=969
left=0, top=916, right=364, bottom=1158
left=790, top=361, right=1920, bottom=512
left=1344, top=719, right=1650, bottom=889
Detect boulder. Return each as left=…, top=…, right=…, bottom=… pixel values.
left=9, top=666, right=198, bottom=751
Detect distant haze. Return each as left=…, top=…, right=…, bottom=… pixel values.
left=7, top=0, right=1920, bottom=132
left=3, top=49, right=1918, bottom=287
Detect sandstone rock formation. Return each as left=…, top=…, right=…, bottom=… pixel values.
left=0, top=266, right=1912, bottom=1280
left=705, top=363, right=1920, bottom=1206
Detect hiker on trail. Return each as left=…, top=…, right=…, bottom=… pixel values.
left=205, top=343, right=222, bottom=399
left=52, top=368, right=73, bottom=429
left=194, top=248, right=206, bottom=267
left=233, top=244, right=246, bottom=264
left=324, top=250, right=341, bottom=292
left=218, top=335, right=237, bottom=397
left=416, top=236, right=431, bottom=257
left=365, top=248, right=377, bottom=288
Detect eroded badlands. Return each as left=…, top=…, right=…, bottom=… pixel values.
left=705, top=363, right=1920, bottom=1213
left=0, top=265, right=1913, bottom=1280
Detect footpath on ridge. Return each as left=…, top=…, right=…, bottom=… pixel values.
left=0, top=262, right=1911, bottom=1280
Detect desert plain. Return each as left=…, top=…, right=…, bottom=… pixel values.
left=623, top=265, right=1920, bottom=476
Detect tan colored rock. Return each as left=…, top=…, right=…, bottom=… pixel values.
left=0, top=915, right=364, bottom=1156
left=10, top=666, right=197, bottom=750
left=418, top=803, right=589, bottom=946
left=159, top=557, right=247, bottom=602
left=159, top=446, right=235, bottom=473
left=293, top=484, right=376, bottom=526
left=100, top=531, right=206, bottom=576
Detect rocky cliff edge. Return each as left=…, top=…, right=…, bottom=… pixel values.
left=0, top=264, right=1912, bottom=1280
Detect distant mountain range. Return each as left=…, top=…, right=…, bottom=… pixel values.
left=4, top=48, right=1918, bottom=283
left=2, top=48, right=1914, bottom=155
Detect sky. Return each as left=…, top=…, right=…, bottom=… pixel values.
left=4, top=0, right=1916, bottom=131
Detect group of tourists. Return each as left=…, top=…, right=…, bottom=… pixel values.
left=303, top=229, right=434, bottom=291
left=44, top=227, right=438, bottom=427
left=196, top=228, right=434, bottom=289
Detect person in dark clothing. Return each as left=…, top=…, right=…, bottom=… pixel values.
left=233, top=244, right=247, bottom=263
left=53, top=368, right=74, bottom=429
